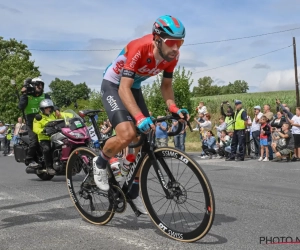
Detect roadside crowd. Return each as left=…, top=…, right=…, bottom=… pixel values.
left=193, top=100, right=300, bottom=162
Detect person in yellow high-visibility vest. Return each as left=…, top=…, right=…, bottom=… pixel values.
left=225, top=100, right=248, bottom=161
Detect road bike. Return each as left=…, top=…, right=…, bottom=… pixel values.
left=66, top=110, right=215, bottom=242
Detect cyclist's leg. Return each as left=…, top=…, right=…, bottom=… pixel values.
left=127, top=89, right=150, bottom=207
left=93, top=80, right=136, bottom=190
left=97, top=80, right=137, bottom=164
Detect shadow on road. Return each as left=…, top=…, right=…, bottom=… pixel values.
left=0, top=206, right=78, bottom=229
left=0, top=194, right=70, bottom=210
left=106, top=213, right=235, bottom=245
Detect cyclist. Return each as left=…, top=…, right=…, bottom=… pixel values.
left=92, top=15, right=189, bottom=213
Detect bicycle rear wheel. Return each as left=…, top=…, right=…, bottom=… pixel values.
left=140, top=147, right=215, bottom=242
left=66, top=147, right=115, bottom=225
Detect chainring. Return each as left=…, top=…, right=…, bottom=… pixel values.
left=110, top=185, right=127, bottom=213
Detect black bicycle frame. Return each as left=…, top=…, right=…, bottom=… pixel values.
left=88, top=111, right=191, bottom=202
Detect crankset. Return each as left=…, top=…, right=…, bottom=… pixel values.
left=110, top=185, right=127, bottom=213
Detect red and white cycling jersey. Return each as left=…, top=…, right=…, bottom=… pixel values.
left=103, top=34, right=179, bottom=89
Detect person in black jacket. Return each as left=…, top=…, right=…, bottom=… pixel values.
left=18, top=77, right=51, bottom=167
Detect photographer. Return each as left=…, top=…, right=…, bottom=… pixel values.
left=18, top=77, right=51, bottom=167
left=221, top=101, right=234, bottom=131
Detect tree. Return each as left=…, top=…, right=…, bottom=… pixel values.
left=71, top=82, right=91, bottom=101
left=142, top=73, right=166, bottom=116
left=142, top=66, right=193, bottom=117
left=0, top=37, right=40, bottom=123
left=192, top=76, right=215, bottom=97
left=193, top=77, right=249, bottom=97
left=172, top=66, right=193, bottom=112
left=49, top=78, right=92, bottom=108
left=49, top=78, right=75, bottom=108
left=232, top=80, right=249, bottom=93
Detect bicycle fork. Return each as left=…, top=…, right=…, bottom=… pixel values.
left=148, top=151, right=176, bottom=199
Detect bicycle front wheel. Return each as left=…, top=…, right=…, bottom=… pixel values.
left=140, top=147, right=215, bottom=242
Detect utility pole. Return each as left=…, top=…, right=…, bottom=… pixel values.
left=293, top=37, right=299, bottom=106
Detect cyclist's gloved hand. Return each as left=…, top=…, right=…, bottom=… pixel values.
left=177, top=108, right=189, bottom=115
left=169, top=104, right=189, bottom=118
left=134, top=112, right=154, bottom=133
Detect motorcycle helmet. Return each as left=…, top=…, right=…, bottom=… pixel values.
left=39, top=99, right=54, bottom=114
left=32, top=77, right=45, bottom=89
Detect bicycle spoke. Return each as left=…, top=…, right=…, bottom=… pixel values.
left=142, top=147, right=215, bottom=241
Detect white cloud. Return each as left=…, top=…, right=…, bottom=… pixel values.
left=259, top=68, right=298, bottom=91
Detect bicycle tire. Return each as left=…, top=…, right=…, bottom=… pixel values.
left=140, top=147, right=215, bottom=242
left=66, top=147, right=115, bottom=225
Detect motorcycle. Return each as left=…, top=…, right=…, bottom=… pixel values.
left=13, top=109, right=97, bottom=180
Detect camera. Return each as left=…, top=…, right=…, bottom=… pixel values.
left=22, top=78, right=35, bottom=95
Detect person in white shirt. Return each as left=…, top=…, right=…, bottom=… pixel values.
left=249, top=106, right=263, bottom=158
left=8, top=117, right=25, bottom=156
left=0, top=121, right=7, bottom=153
left=196, top=101, right=207, bottom=115
left=286, top=107, right=300, bottom=160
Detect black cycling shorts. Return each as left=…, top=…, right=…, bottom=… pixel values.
left=101, top=79, right=150, bottom=128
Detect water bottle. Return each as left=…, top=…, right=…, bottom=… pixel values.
left=109, top=157, right=123, bottom=182
left=121, top=154, right=136, bottom=177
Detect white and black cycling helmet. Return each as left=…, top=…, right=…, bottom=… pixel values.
left=39, top=99, right=54, bottom=114
left=32, top=77, right=45, bottom=88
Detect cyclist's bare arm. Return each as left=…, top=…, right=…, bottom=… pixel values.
left=161, top=77, right=185, bottom=119
left=119, top=77, right=142, bottom=117
left=160, top=77, right=176, bottom=108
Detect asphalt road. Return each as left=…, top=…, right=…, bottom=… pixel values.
left=0, top=153, right=299, bottom=250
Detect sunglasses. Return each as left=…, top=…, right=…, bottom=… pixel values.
left=160, top=37, right=184, bottom=48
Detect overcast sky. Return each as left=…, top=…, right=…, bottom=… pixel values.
left=1, top=0, right=300, bottom=93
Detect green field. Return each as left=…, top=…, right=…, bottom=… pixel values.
left=191, top=90, right=296, bottom=117
left=185, top=90, right=297, bottom=151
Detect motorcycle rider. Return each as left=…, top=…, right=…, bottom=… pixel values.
left=33, top=99, right=57, bottom=175
left=18, top=77, right=51, bottom=168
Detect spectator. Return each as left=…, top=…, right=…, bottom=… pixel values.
left=270, top=111, right=285, bottom=129
left=8, top=117, right=24, bottom=156
left=221, top=102, right=234, bottom=131
left=0, top=121, right=6, bottom=152
left=101, top=120, right=112, bottom=139
left=199, top=113, right=212, bottom=138
left=258, top=116, right=271, bottom=162
left=276, top=99, right=293, bottom=119
left=285, top=107, right=300, bottom=161
left=194, top=113, right=205, bottom=138
left=4, top=125, right=12, bottom=156
left=172, top=120, right=185, bottom=151
left=155, top=116, right=168, bottom=147
left=201, top=130, right=217, bottom=159
left=249, top=106, right=263, bottom=159
left=271, top=123, right=294, bottom=162
left=214, top=116, right=227, bottom=142
left=263, top=104, right=274, bottom=160
left=216, top=130, right=231, bottom=158
left=245, top=115, right=252, bottom=158
left=224, top=130, right=234, bottom=159
left=193, top=112, right=205, bottom=132
left=196, top=101, right=207, bottom=115
left=226, top=100, right=248, bottom=161
left=263, top=104, right=274, bottom=122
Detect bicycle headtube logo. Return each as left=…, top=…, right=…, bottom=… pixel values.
left=106, top=95, right=119, bottom=111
